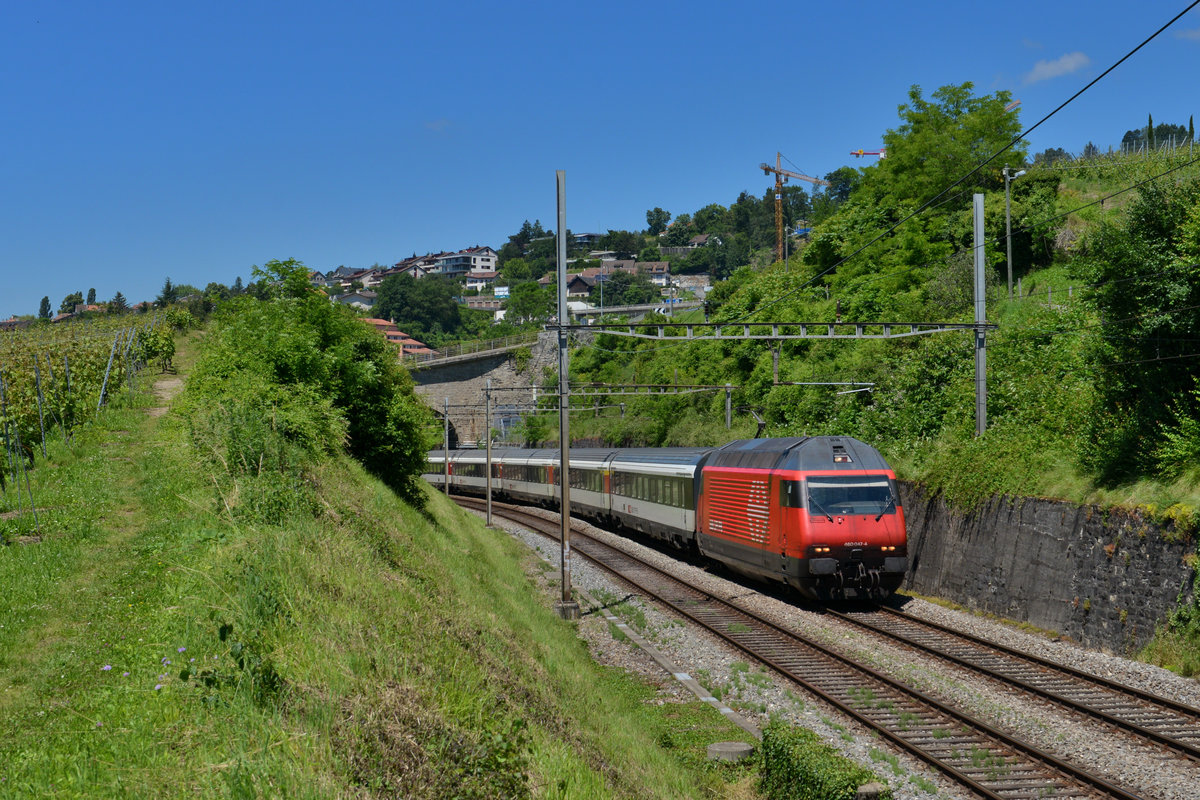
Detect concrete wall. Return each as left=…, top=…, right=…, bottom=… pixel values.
left=900, top=481, right=1196, bottom=654
left=411, top=332, right=559, bottom=445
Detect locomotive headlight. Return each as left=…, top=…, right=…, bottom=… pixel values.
left=881, top=545, right=895, bottom=552
left=813, top=545, right=831, bottom=553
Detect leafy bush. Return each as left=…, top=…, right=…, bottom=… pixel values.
left=757, top=721, right=889, bottom=800
left=181, top=258, right=434, bottom=508
left=1155, top=386, right=1200, bottom=480
left=163, top=306, right=197, bottom=331
left=135, top=325, right=176, bottom=372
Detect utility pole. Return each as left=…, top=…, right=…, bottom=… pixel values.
left=443, top=396, right=450, bottom=496
left=555, top=170, right=580, bottom=620
left=974, top=193, right=987, bottom=436
left=485, top=379, right=493, bottom=526
left=1003, top=165, right=1025, bottom=300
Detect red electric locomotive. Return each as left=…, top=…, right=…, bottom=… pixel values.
left=696, top=436, right=906, bottom=601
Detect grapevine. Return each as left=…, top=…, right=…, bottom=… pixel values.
left=0, top=315, right=162, bottom=495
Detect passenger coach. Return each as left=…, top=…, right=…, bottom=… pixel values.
left=425, top=435, right=907, bottom=601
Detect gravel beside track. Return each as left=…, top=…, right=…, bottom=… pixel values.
left=473, top=503, right=1200, bottom=800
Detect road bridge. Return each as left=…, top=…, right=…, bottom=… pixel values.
left=411, top=331, right=557, bottom=446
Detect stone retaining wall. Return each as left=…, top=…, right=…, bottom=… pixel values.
left=899, top=482, right=1196, bottom=654
left=411, top=332, right=558, bottom=445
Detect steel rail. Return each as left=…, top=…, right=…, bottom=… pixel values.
left=828, top=606, right=1200, bottom=761
left=454, top=497, right=1139, bottom=800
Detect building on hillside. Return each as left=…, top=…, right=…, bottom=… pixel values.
left=390, top=253, right=445, bottom=280
left=566, top=274, right=594, bottom=298
left=0, top=317, right=31, bottom=331
left=433, top=246, right=497, bottom=279
left=638, top=261, right=671, bottom=287
left=332, top=290, right=377, bottom=310
left=361, top=318, right=434, bottom=358
left=573, top=232, right=602, bottom=247
left=464, top=269, right=499, bottom=292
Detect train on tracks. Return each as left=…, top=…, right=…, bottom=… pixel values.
left=423, top=436, right=907, bottom=601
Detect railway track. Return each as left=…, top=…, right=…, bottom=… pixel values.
left=453, top=497, right=1141, bottom=799
left=831, top=606, right=1200, bottom=762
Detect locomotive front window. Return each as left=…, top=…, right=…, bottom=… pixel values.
left=806, top=477, right=895, bottom=516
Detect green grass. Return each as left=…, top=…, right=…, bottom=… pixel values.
left=0, top=339, right=762, bottom=799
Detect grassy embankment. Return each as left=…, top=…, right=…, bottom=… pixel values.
left=0, top=336, right=764, bottom=798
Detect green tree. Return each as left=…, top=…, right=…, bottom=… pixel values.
left=1073, top=174, right=1200, bottom=481
left=822, top=167, right=859, bottom=205
left=155, top=278, right=178, bottom=308
left=602, top=271, right=659, bottom=306
left=638, top=244, right=661, bottom=262
left=374, top=274, right=461, bottom=344
left=251, top=259, right=314, bottom=300
left=86, top=288, right=96, bottom=305
left=660, top=213, right=693, bottom=247
left=878, top=83, right=1025, bottom=208
left=601, top=230, right=641, bottom=259
left=38, top=296, right=51, bottom=319
left=692, top=203, right=729, bottom=234
left=109, top=291, right=128, bottom=312
left=1033, top=147, right=1071, bottom=166
left=501, top=257, right=532, bottom=282
left=646, top=207, right=671, bottom=235
left=59, top=291, right=83, bottom=314
left=504, top=281, right=553, bottom=325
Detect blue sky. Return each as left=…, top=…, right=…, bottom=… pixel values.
left=3, top=0, right=1199, bottom=318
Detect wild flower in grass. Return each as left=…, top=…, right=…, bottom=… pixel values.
left=161, top=658, right=171, bottom=666
left=101, top=665, right=112, bottom=671
left=177, top=647, right=186, bottom=653
left=189, top=658, right=195, bottom=663
left=154, top=684, right=163, bottom=691
left=122, top=672, right=129, bottom=677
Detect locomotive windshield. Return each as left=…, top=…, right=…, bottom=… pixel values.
left=806, top=476, right=896, bottom=516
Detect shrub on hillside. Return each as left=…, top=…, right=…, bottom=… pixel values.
left=182, top=259, right=434, bottom=508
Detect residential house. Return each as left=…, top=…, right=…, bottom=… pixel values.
left=390, top=253, right=445, bottom=280
left=464, top=269, right=499, bottom=292
left=573, top=232, right=602, bottom=248
left=637, top=261, right=671, bottom=288
left=432, top=246, right=497, bottom=279
left=565, top=274, right=594, bottom=298
left=362, top=318, right=435, bottom=359
left=332, top=290, right=377, bottom=310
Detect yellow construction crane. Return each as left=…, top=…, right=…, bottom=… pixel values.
left=760, top=152, right=830, bottom=262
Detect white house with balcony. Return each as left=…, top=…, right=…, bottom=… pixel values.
left=434, top=246, right=498, bottom=279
